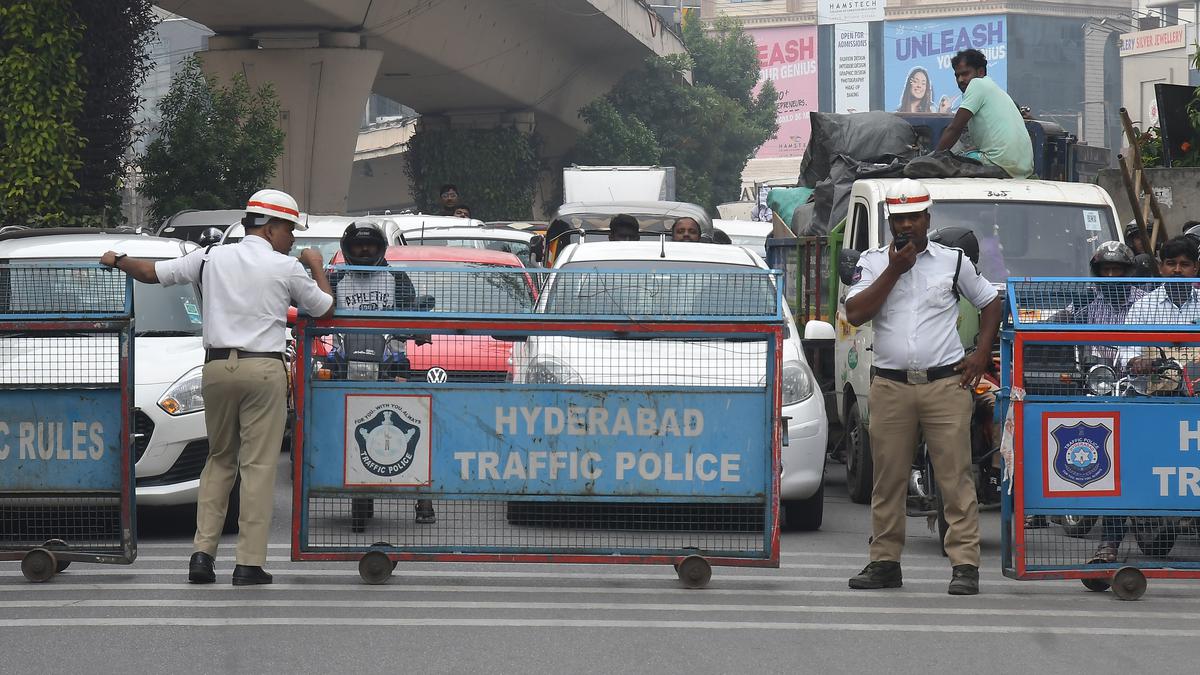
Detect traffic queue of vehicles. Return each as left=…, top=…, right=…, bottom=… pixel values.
left=0, top=203, right=827, bottom=531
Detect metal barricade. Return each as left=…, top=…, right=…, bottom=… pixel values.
left=293, top=267, right=783, bottom=586
left=1000, top=277, right=1200, bottom=599
left=0, top=263, right=136, bottom=582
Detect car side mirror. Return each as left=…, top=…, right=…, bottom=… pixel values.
left=528, top=234, right=545, bottom=262
left=837, top=249, right=862, bottom=286
left=804, top=320, right=836, bottom=340
left=416, top=295, right=435, bottom=312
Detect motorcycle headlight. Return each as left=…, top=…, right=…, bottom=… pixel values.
left=525, top=356, right=582, bottom=384
left=158, top=366, right=204, bottom=415
left=1085, top=364, right=1116, bottom=396
left=348, top=361, right=380, bottom=381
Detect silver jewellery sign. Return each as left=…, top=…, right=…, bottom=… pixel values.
left=818, top=0, right=885, bottom=26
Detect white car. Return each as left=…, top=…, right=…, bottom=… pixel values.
left=404, top=225, right=545, bottom=267
left=220, top=214, right=412, bottom=259
left=713, top=219, right=771, bottom=259
left=523, top=241, right=828, bottom=529
left=0, top=229, right=212, bottom=511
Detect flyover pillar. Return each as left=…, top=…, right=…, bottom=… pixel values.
left=199, top=32, right=382, bottom=214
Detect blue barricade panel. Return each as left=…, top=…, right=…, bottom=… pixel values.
left=0, top=391, right=124, bottom=492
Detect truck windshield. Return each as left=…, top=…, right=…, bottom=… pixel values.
left=880, top=202, right=1117, bottom=281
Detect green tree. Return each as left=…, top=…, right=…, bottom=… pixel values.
left=137, top=57, right=285, bottom=225
left=70, top=0, right=156, bottom=224
left=404, top=126, right=541, bottom=220
left=566, top=16, right=776, bottom=211
left=570, top=99, right=661, bottom=166
left=0, top=0, right=85, bottom=228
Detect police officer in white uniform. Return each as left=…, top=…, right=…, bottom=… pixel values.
left=101, top=189, right=334, bottom=586
left=843, top=179, right=1003, bottom=596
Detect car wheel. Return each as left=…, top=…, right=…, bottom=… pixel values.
left=1133, top=517, right=1177, bottom=557
left=1058, top=514, right=1099, bottom=538
left=844, top=401, right=873, bottom=504
left=782, top=480, right=823, bottom=531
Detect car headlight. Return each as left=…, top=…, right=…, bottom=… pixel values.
left=525, top=356, right=582, bottom=384
left=158, top=366, right=204, bottom=415
left=1085, top=364, right=1116, bottom=396
left=782, top=360, right=816, bottom=405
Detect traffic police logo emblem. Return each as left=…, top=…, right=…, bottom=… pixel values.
left=1052, top=422, right=1111, bottom=488
left=1044, top=414, right=1120, bottom=497
left=426, top=366, right=448, bottom=383
left=344, top=395, right=432, bottom=486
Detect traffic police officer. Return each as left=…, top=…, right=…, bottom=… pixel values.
left=101, top=188, right=334, bottom=586
left=843, top=179, right=1002, bottom=596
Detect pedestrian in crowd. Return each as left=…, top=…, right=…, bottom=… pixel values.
left=671, top=217, right=701, bottom=242
left=332, top=222, right=436, bottom=526
left=843, top=178, right=1002, bottom=596
left=100, top=189, right=334, bottom=586
left=439, top=184, right=460, bottom=216
left=1123, top=236, right=1200, bottom=331
left=935, top=49, right=1034, bottom=179
left=453, top=204, right=472, bottom=219
left=711, top=228, right=732, bottom=245
left=608, top=214, right=640, bottom=242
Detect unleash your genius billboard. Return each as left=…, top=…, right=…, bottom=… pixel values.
left=885, top=15, right=1008, bottom=114
left=746, top=25, right=820, bottom=159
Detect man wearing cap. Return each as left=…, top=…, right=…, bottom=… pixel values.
left=100, top=188, right=334, bottom=586
left=843, top=179, right=1003, bottom=596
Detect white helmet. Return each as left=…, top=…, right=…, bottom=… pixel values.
left=884, top=178, right=933, bottom=216
left=245, top=188, right=304, bottom=229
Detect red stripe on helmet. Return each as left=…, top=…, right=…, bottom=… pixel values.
left=885, top=194, right=930, bottom=206
left=247, top=200, right=299, bottom=217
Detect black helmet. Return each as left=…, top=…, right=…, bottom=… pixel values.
left=1089, top=241, right=1134, bottom=277
left=928, top=227, right=979, bottom=265
left=1132, top=253, right=1158, bottom=278
left=340, top=222, right=387, bottom=266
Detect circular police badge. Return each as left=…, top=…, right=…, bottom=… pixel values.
left=355, top=410, right=419, bottom=477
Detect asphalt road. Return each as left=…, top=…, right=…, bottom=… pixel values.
left=3, top=460, right=1200, bottom=674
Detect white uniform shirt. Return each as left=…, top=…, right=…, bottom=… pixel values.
left=846, top=241, right=998, bottom=371
left=155, top=235, right=333, bottom=352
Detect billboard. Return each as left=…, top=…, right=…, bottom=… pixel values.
left=884, top=15, right=1008, bottom=114
left=818, top=0, right=885, bottom=26
left=747, top=25, right=820, bottom=159
left=834, top=23, right=871, bottom=114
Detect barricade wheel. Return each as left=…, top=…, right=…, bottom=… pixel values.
left=44, top=539, right=70, bottom=572
left=21, top=549, right=57, bottom=583
left=676, top=555, right=711, bottom=589
left=1111, top=567, right=1146, bottom=601
left=55, top=561, right=71, bottom=573
left=371, top=542, right=398, bottom=570
left=359, top=551, right=393, bottom=585
left=1081, top=577, right=1110, bottom=592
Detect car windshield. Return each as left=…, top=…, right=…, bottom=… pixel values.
left=387, top=261, right=534, bottom=313
left=410, top=237, right=535, bottom=267
left=2, top=262, right=202, bottom=336
left=558, top=213, right=698, bottom=234
left=880, top=201, right=1119, bottom=280
left=546, top=261, right=776, bottom=316
left=290, top=237, right=342, bottom=261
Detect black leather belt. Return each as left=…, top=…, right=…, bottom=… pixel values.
left=872, top=364, right=959, bottom=385
left=205, top=349, right=284, bottom=364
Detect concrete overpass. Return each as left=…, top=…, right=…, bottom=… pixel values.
left=157, top=0, right=685, bottom=214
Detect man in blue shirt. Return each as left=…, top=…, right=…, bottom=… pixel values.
left=935, top=49, right=1034, bottom=179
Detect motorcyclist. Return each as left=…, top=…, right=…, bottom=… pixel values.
left=1075, top=241, right=1141, bottom=327
left=330, top=222, right=437, bottom=526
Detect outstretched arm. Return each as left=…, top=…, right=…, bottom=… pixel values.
left=100, top=251, right=159, bottom=284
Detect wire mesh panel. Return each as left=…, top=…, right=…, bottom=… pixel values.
left=296, top=269, right=782, bottom=575
left=0, top=265, right=135, bottom=573
left=1008, top=278, right=1200, bottom=330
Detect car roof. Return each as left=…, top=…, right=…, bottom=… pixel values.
left=854, top=178, right=1115, bottom=206
left=158, top=209, right=243, bottom=231
left=554, top=201, right=709, bottom=221
left=713, top=219, right=771, bottom=237
left=384, top=214, right=485, bottom=231
left=0, top=229, right=197, bottom=259
left=406, top=226, right=535, bottom=242
left=331, top=245, right=524, bottom=267
left=556, top=241, right=765, bottom=268
left=221, top=214, right=418, bottom=241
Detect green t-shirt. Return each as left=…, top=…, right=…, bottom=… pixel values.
left=959, top=76, right=1034, bottom=179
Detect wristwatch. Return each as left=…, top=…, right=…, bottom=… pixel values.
left=108, top=253, right=127, bottom=268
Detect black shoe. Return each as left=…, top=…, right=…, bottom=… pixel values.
left=415, top=500, right=436, bottom=524
left=948, top=564, right=979, bottom=595
left=848, top=561, right=902, bottom=589
left=231, top=565, right=273, bottom=586
left=188, top=552, right=215, bottom=584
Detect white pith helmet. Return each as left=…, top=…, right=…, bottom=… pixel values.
left=884, top=178, right=933, bottom=216
left=245, top=188, right=305, bottom=229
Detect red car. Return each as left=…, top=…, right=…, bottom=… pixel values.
left=325, top=246, right=538, bottom=382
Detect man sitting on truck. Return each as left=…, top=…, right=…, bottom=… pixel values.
left=934, top=49, right=1034, bottom=179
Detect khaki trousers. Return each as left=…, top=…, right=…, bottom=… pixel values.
left=193, top=353, right=287, bottom=567
left=867, top=376, right=981, bottom=567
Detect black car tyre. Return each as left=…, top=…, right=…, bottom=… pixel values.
left=845, top=402, right=873, bottom=504
left=782, top=480, right=824, bottom=531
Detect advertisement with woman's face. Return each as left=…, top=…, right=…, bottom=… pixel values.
left=885, top=16, right=1008, bottom=114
